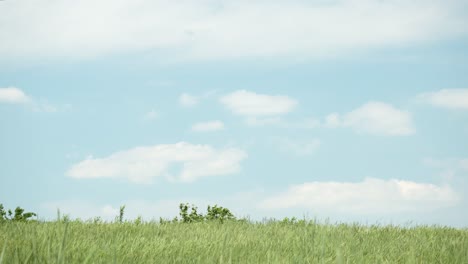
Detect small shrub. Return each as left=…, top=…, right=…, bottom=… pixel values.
left=281, top=217, right=298, bottom=225
left=179, top=203, right=204, bottom=223
left=0, top=204, right=6, bottom=222
left=177, top=203, right=236, bottom=223
left=134, top=216, right=143, bottom=225
left=206, top=205, right=235, bottom=223
left=0, top=204, right=36, bottom=222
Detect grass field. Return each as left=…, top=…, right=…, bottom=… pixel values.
left=1, top=219, right=467, bottom=263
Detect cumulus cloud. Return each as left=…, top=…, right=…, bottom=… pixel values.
left=343, top=102, right=415, bottom=135
left=0, top=87, right=31, bottom=104
left=259, top=178, right=460, bottom=214
left=220, top=90, right=297, bottom=117
left=0, top=0, right=467, bottom=62
left=322, top=102, right=415, bottom=136
left=417, top=89, right=468, bottom=110
left=67, top=142, right=247, bottom=184
left=191, top=121, right=225, bottom=132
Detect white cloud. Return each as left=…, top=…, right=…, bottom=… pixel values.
left=32, top=101, right=58, bottom=113
left=271, top=138, right=321, bottom=156
left=323, top=102, right=415, bottom=136
left=343, top=102, right=415, bottom=135
left=0, top=0, right=466, bottom=62
left=220, top=90, right=297, bottom=117
left=0, top=87, right=31, bottom=104
left=423, top=157, right=468, bottom=180
left=259, top=178, right=460, bottom=214
left=244, top=116, right=321, bottom=128
left=324, top=113, right=341, bottom=128
left=417, top=89, right=468, bottom=110
left=459, top=159, right=468, bottom=171
left=423, top=157, right=468, bottom=171
left=245, top=117, right=283, bottom=126
left=192, top=121, right=225, bottom=132
left=144, top=109, right=159, bottom=120
left=179, top=91, right=217, bottom=107
left=0, top=87, right=61, bottom=112
left=179, top=93, right=199, bottom=107
left=67, top=142, right=247, bottom=184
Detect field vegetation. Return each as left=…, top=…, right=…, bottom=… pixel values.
left=0, top=203, right=467, bottom=263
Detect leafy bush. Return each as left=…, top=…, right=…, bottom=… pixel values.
left=179, top=203, right=204, bottom=223
left=206, top=205, right=235, bottom=222
left=0, top=204, right=36, bottom=222
left=0, top=204, right=6, bottom=222
left=178, top=203, right=236, bottom=223
left=1, top=202, right=237, bottom=224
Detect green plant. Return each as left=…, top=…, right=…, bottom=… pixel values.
left=281, top=217, right=298, bottom=224
left=0, top=203, right=467, bottom=263
left=0, top=218, right=466, bottom=263
left=179, top=203, right=204, bottom=223
left=118, top=205, right=125, bottom=223
left=134, top=216, right=142, bottom=225
left=206, top=205, right=235, bottom=223
left=178, top=203, right=236, bottom=223
left=0, top=204, right=6, bottom=222
left=0, top=204, right=36, bottom=222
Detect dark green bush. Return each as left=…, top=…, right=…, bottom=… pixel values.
left=206, top=205, right=235, bottom=222
left=178, top=203, right=236, bottom=223
left=0, top=204, right=36, bottom=222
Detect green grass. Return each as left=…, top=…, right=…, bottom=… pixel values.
left=0, top=220, right=467, bottom=263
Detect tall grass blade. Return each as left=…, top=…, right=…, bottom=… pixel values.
left=82, top=248, right=96, bottom=264
left=0, top=241, right=7, bottom=264
left=23, top=251, right=33, bottom=264
left=56, top=223, right=69, bottom=264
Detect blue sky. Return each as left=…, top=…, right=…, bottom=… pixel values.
left=1, top=0, right=468, bottom=227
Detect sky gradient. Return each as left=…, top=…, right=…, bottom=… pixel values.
left=1, top=0, right=468, bottom=227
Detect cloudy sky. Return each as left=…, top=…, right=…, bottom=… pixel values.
left=1, top=0, right=467, bottom=227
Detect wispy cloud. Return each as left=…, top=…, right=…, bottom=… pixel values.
left=259, top=178, right=460, bottom=214
left=191, top=121, right=225, bottom=132
left=1, top=0, right=466, bottom=62
left=179, top=91, right=216, bottom=107
left=417, top=89, right=468, bottom=110
left=67, top=142, right=247, bottom=184
left=143, top=109, right=159, bottom=120
left=0, top=87, right=60, bottom=112
left=220, top=90, right=298, bottom=125
left=270, top=137, right=321, bottom=156
left=423, top=157, right=468, bottom=180
left=179, top=93, right=199, bottom=107
left=320, top=102, right=415, bottom=136
left=341, top=102, right=415, bottom=136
